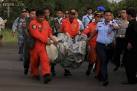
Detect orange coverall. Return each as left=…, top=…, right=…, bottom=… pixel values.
left=60, top=18, right=79, bottom=38
left=82, top=22, right=100, bottom=75
left=29, top=19, right=52, bottom=77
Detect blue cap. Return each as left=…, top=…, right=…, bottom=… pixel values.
left=97, top=6, right=106, bottom=12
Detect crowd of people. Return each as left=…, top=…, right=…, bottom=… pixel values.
left=12, top=7, right=137, bottom=86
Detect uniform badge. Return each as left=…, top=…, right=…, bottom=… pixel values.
left=38, top=25, right=42, bottom=32
left=32, top=25, right=37, bottom=30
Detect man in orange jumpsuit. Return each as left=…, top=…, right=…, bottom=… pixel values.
left=82, top=12, right=101, bottom=78
left=29, top=9, right=57, bottom=83
left=60, top=10, right=79, bottom=76
left=61, top=10, right=79, bottom=38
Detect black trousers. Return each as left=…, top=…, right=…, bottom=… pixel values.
left=123, top=49, right=137, bottom=83
left=23, top=43, right=30, bottom=71
left=96, top=42, right=113, bottom=81
left=113, top=37, right=126, bottom=67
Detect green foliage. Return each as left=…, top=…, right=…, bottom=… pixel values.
left=1, top=29, right=17, bottom=43
left=0, top=0, right=113, bottom=28
left=1, top=0, right=137, bottom=29
left=125, top=0, right=137, bottom=10
left=23, top=0, right=111, bottom=13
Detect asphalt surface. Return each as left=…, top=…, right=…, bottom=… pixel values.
left=0, top=43, right=137, bottom=91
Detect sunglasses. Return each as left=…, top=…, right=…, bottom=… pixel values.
left=95, top=15, right=101, bottom=18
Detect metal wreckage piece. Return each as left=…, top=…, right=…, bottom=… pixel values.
left=55, top=33, right=87, bottom=69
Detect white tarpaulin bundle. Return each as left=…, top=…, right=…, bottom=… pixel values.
left=56, top=33, right=87, bottom=69
left=46, top=44, right=58, bottom=63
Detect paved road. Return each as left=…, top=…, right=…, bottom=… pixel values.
left=0, top=43, right=136, bottom=91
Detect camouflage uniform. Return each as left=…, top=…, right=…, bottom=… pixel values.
left=12, top=17, right=27, bottom=60
left=53, top=17, right=63, bottom=36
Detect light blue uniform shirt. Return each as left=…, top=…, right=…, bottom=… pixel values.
left=96, top=20, right=118, bottom=45
left=77, top=19, right=84, bottom=31
left=82, top=14, right=93, bottom=28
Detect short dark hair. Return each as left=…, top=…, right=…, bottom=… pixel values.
left=126, top=7, right=136, bottom=18
left=104, top=10, right=113, bottom=14
left=36, top=9, right=44, bottom=17
left=94, top=11, right=101, bottom=17
left=21, top=8, right=29, bottom=13
left=121, top=8, right=126, bottom=11
left=43, top=7, right=50, bottom=11
left=87, top=7, right=92, bottom=10
left=55, top=8, right=63, bottom=12
left=29, top=9, right=36, bottom=13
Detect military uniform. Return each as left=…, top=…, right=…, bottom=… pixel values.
left=12, top=17, right=27, bottom=60
left=53, top=17, right=63, bottom=36
left=82, top=14, right=93, bottom=28
left=96, top=20, right=118, bottom=85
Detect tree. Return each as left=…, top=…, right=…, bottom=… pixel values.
left=126, top=0, right=137, bottom=10
left=1, top=0, right=120, bottom=28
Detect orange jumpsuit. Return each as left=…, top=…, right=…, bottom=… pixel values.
left=60, top=18, right=79, bottom=38
left=82, top=22, right=100, bottom=75
left=29, top=19, right=52, bottom=77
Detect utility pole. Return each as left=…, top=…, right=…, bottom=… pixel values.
left=7, top=4, right=10, bottom=18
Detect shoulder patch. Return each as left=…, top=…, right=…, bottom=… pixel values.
left=32, top=25, right=37, bottom=30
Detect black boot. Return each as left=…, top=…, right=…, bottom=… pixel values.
left=24, top=68, right=28, bottom=75
left=51, top=63, right=56, bottom=77
left=43, top=74, right=51, bottom=84
left=86, top=63, right=93, bottom=76
left=64, top=69, right=72, bottom=76
left=113, top=66, right=119, bottom=72
left=32, top=75, right=40, bottom=80
left=102, top=80, right=109, bottom=86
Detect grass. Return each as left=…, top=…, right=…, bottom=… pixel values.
left=1, top=29, right=17, bottom=43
